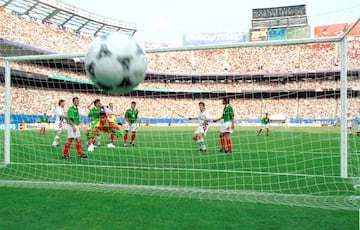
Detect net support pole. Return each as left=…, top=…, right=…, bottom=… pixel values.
left=340, top=37, right=348, bottom=178
left=4, top=59, right=11, bottom=165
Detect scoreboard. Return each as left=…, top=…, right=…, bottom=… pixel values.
left=250, top=4, right=309, bottom=41
left=252, top=5, right=306, bottom=19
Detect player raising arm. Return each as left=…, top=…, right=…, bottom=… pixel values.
left=62, top=97, right=87, bottom=159
left=87, top=111, right=123, bottom=152
left=124, top=101, right=139, bottom=147
left=52, top=99, right=66, bottom=147
left=213, top=97, right=235, bottom=153
left=188, top=102, right=211, bottom=152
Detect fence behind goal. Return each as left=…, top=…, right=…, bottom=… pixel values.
left=1, top=33, right=360, bottom=211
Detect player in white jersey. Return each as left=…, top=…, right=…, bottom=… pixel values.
left=52, top=99, right=66, bottom=147
left=188, top=102, right=211, bottom=152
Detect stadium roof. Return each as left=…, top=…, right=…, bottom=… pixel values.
left=0, top=0, right=137, bottom=36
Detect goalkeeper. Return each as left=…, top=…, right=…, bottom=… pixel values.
left=87, top=111, right=123, bottom=152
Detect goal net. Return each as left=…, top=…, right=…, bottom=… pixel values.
left=0, top=9, right=359, bottom=211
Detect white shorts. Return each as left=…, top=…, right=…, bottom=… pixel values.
left=194, top=125, right=209, bottom=136
left=67, top=124, right=81, bottom=139
left=220, top=121, right=233, bottom=133
left=262, top=124, right=270, bottom=129
left=126, top=122, right=137, bottom=132
left=54, top=121, right=64, bottom=132
left=39, top=123, right=47, bottom=128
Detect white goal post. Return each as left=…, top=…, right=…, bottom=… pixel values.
left=2, top=36, right=350, bottom=176
left=1, top=30, right=359, bottom=211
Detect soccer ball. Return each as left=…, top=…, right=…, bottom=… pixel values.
left=85, top=32, right=147, bottom=94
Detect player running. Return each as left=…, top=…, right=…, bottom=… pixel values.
left=62, top=97, right=87, bottom=159
left=124, top=101, right=139, bottom=147
left=188, top=102, right=211, bottom=152
left=257, top=113, right=270, bottom=136
left=214, top=97, right=235, bottom=153
left=87, top=99, right=102, bottom=146
left=52, top=99, right=66, bottom=147
left=87, top=111, right=123, bottom=152
left=39, top=113, right=48, bottom=135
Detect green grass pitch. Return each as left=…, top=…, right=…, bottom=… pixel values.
left=0, top=126, right=358, bottom=229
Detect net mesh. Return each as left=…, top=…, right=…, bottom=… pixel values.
left=0, top=6, right=360, bottom=211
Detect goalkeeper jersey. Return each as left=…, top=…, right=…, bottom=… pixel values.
left=87, top=119, right=122, bottom=138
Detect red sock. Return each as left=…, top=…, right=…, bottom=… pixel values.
left=257, top=129, right=262, bottom=135
left=220, top=138, right=225, bottom=150
left=130, top=133, right=136, bottom=144
left=110, top=133, right=115, bottom=142
left=76, top=141, right=82, bottom=156
left=124, top=134, right=128, bottom=144
left=63, top=142, right=71, bottom=157
left=226, top=138, right=232, bottom=152
left=266, top=129, right=269, bottom=136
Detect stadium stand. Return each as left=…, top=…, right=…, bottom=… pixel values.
left=0, top=2, right=360, bottom=121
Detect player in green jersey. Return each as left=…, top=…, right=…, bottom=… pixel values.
left=87, top=99, right=102, bottom=146
left=124, top=101, right=139, bottom=147
left=39, top=113, right=49, bottom=135
left=257, top=113, right=270, bottom=136
left=214, top=97, right=235, bottom=153
left=62, top=97, right=87, bottom=159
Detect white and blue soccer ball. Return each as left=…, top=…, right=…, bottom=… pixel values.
left=85, top=32, right=147, bottom=94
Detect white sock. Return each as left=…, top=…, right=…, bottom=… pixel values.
left=199, top=138, right=206, bottom=149
left=52, top=136, right=60, bottom=145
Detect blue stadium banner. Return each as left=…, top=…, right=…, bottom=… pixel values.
left=182, top=32, right=247, bottom=46
left=268, top=28, right=287, bottom=40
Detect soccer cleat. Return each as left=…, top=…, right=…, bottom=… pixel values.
left=107, top=143, right=116, bottom=148
left=124, top=144, right=128, bottom=147
left=61, top=155, right=70, bottom=159
left=78, top=154, right=88, bottom=158
left=131, top=143, right=135, bottom=147
left=200, top=149, right=207, bottom=152
left=87, top=144, right=95, bottom=152
left=219, top=149, right=225, bottom=153
left=225, top=151, right=232, bottom=154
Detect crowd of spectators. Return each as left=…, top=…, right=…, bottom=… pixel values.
left=0, top=9, right=92, bottom=54
left=1, top=9, right=360, bottom=75
left=2, top=85, right=360, bottom=120
left=1, top=8, right=360, bottom=120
